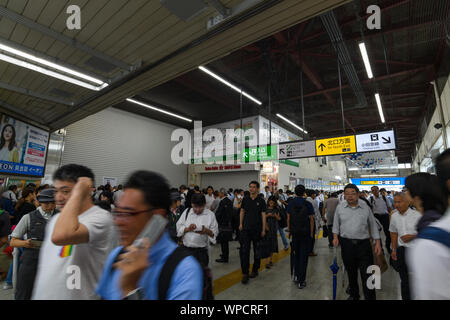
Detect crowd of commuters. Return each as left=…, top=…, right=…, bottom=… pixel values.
left=0, top=151, right=448, bottom=300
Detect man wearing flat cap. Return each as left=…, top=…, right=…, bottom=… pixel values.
left=9, top=188, right=58, bottom=300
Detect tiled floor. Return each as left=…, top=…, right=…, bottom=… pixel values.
left=0, top=232, right=402, bottom=300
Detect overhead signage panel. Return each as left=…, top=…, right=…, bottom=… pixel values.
left=356, top=130, right=396, bottom=153
left=279, top=140, right=316, bottom=160
left=316, top=135, right=356, bottom=156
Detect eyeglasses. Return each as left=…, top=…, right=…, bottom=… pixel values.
left=111, top=208, right=152, bottom=219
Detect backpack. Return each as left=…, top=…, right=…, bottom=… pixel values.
left=417, top=227, right=450, bottom=248
left=289, top=200, right=310, bottom=236
left=158, top=246, right=214, bottom=300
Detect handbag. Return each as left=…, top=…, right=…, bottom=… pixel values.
left=217, top=225, right=233, bottom=242
left=371, top=241, right=388, bottom=273
left=256, top=235, right=271, bottom=259
left=322, top=225, right=329, bottom=238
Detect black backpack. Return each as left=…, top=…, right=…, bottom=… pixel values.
left=158, top=246, right=214, bottom=300
left=289, top=200, right=310, bottom=236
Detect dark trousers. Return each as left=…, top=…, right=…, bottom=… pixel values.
left=220, top=239, right=229, bottom=261
left=185, top=246, right=209, bottom=267
left=232, top=208, right=240, bottom=240
left=340, top=237, right=376, bottom=300
left=327, top=224, right=334, bottom=247
left=374, top=214, right=391, bottom=253
left=15, top=250, right=39, bottom=300
left=310, top=222, right=316, bottom=254
left=240, top=229, right=261, bottom=275
left=291, top=235, right=311, bottom=283
left=396, top=246, right=411, bottom=300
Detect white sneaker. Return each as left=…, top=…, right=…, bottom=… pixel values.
left=3, top=284, right=13, bottom=290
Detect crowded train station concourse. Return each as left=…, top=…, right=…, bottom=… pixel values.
left=0, top=0, right=449, bottom=307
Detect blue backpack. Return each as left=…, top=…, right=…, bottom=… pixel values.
left=417, top=227, right=450, bottom=248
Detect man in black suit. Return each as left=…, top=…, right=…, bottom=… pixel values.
left=215, top=188, right=234, bottom=263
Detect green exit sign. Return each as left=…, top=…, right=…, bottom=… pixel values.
left=242, top=145, right=278, bottom=162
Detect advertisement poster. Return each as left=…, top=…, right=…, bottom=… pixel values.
left=0, top=114, right=49, bottom=177
left=103, top=177, right=118, bottom=186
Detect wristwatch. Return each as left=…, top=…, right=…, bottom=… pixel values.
left=122, top=288, right=144, bottom=300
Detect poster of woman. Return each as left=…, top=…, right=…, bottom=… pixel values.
left=0, top=114, right=49, bottom=177
left=0, top=124, right=19, bottom=162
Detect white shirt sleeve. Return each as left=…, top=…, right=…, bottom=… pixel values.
left=176, top=209, right=189, bottom=238
left=389, top=214, right=398, bottom=233
left=11, top=214, right=30, bottom=239
left=207, top=213, right=219, bottom=244
left=83, top=210, right=114, bottom=246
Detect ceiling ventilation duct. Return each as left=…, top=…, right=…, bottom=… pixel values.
left=320, top=10, right=368, bottom=109
left=160, top=0, right=210, bottom=22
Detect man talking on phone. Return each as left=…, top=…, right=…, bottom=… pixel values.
left=96, top=171, right=203, bottom=300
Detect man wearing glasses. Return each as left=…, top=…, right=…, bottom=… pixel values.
left=96, top=171, right=203, bottom=300
left=32, top=164, right=115, bottom=300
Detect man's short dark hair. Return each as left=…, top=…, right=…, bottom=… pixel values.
left=306, top=189, right=316, bottom=197
left=180, top=185, right=187, bottom=191
left=191, top=193, right=206, bottom=206
left=435, top=148, right=450, bottom=196
left=53, top=164, right=95, bottom=183
left=8, top=185, right=17, bottom=191
left=124, top=171, right=170, bottom=211
left=249, top=181, right=260, bottom=189
left=344, top=184, right=359, bottom=193
left=295, top=185, right=305, bottom=196
left=193, top=186, right=200, bottom=192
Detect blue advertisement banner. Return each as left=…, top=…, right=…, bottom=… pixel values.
left=0, top=160, right=45, bottom=177
left=351, top=177, right=406, bottom=186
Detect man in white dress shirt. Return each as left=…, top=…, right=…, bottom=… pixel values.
left=389, top=192, right=421, bottom=300
left=176, top=193, right=218, bottom=267
left=204, top=186, right=215, bottom=211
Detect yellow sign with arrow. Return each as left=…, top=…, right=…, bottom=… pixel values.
left=316, top=135, right=356, bottom=156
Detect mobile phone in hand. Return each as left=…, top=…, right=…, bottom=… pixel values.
left=132, top=214, right=168, bottom=248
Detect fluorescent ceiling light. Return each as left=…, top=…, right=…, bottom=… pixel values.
left=359, top=42, right=373, bottom=79
left=198, top=66, right=262, bottom=105
left=374, top=93, right=385, bottom=123
left=0, top=42, right=105, bottom=85
left=276, top=114, right=308, bottom=134
left=0, top=53, right=108, bottom=91
left=126, top=98, right=192, bottom=123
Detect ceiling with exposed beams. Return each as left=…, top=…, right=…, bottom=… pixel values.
left=117, top=0, right=450, bottom=163
left=0, top=0, right=349, bottom=130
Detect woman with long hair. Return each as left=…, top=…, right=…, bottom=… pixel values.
left=0, top=124, right=19, bottom=163
left=404, top=173, right=447, bottom=231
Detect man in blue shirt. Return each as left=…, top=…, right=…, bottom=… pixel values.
left=96, top=171, right=203, bottom=300
left=287, top=184, right=315, bottom=289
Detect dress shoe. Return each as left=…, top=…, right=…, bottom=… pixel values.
left=347, top=296, right=360, bottom=300
left=241, top=275, right=249, bottom=284
left=249, top=271, right=258, bottom=278
left=215, top=258, right=228, bottom=263
left=298, top=282, right=306, bottom=289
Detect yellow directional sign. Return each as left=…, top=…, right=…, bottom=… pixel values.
left=316, top=135, right=356, bottom=156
